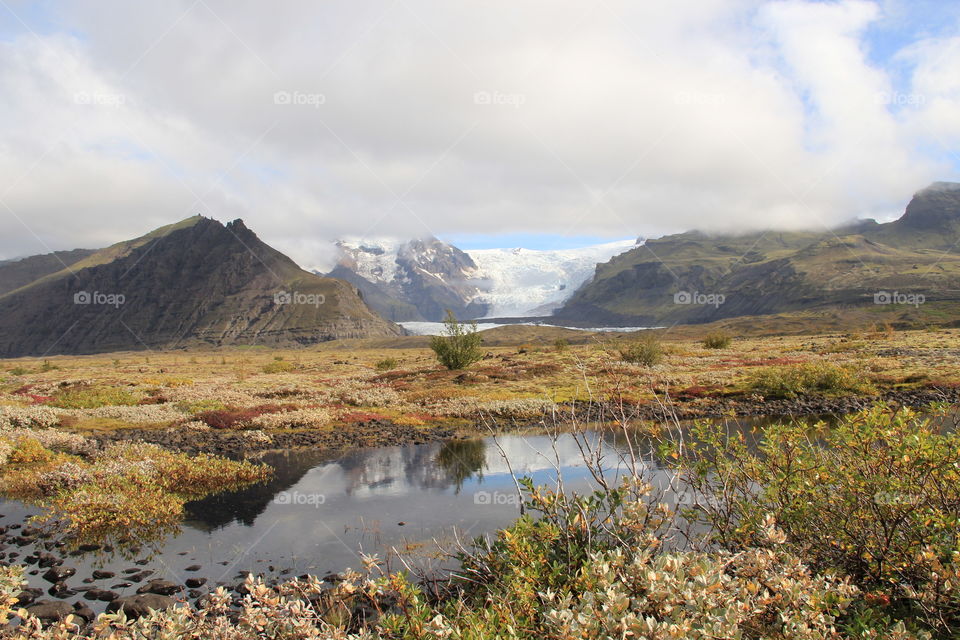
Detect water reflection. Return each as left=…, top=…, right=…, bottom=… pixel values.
left=0, top=417, right=778, bottom=611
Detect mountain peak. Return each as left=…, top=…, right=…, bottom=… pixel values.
left=898, top=182, right=960, bottom=230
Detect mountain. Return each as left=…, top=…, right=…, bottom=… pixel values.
left=321, top=237, right=639, bottom=321
left=0, top=217, right=401, bottom=357
left=326, top=237, right=489, bottom=322
left=555, top=183, right=960, bottom=326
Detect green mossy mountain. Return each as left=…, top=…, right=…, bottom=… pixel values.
left=556, top=183, right=960, bottom=326
left=0, top=217, right=401, bottom=356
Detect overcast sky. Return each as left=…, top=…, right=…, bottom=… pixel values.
left=0, top=0, right=958, bottom=266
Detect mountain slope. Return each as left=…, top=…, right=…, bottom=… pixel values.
left=557, top=183, right=960, bottom=326
left=0, top=217, right=400, bottom=357
left=0, top=248, right=97, bottom=296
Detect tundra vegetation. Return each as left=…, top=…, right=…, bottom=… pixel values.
left=2, top=326, right=960, bottom=637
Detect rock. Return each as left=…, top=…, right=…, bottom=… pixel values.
left=136, top=579, right=183, bottom=596
left=106, top=594, right=176, bottom=618
left=26, top=600, right=74, bottom=621
left=84, top=588, right=118, bottom=602
left=71, top=603, right=95, bottom=622
left=43, top=566, right=76, bottom=583
left=185, top=564, right=201, bottom=572
left=185, top=577, right=207, bottom=588
left=47, top=582, right=74, bottom=597
left=128, top=570, right=153, bottom=582
left=111, top=582, right=132, bottom=589
left=14, top=589, right=40, bottom=606
left=37, top=553, right=61, bottom=568
left=92, top=570, right=115, bottom=579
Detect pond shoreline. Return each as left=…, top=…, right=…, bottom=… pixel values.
left=87, top=385, right=960, bottom=456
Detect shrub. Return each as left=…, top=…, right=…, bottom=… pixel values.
left=670, top=405, right=960, bottom=633
left=262, top=360, right=296, bottom=374
left=618, top=333, right=663, bottom=366
left=196, top=404, right=289, bottom=429
left=8, top=438, right=56, bottom=464
left=375, top=357, right=399, bottom=371
left=50, top=385, right=140, bottom=409
left=748, top=361, right=874, bottom=398
left=430, top=310, right=484, bottom=370
left=553, top=338, right=569, bottom=352
left=702, top=330, right=732, bottom=349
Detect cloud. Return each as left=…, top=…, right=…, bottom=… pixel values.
left=0, top=0, right=957, bottom=266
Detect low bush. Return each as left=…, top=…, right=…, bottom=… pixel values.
left=748, top=361, right=874, bottom=398
left=670, top=405, right=960, bottom=634
left=50, top=385, right=140, bottom=409
left=375, top=357, right=399, bottom=371
left=618, top=333, right=663, bottom=366
left=262, top=360, right=296, bottom=374
left=196, top=404, right=289, bottom=429
left=702, top=330, right=732, bottom=349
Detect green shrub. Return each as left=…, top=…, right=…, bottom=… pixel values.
left=375, top=357, right=399, bottom=371
left=618, top=333, right=663, bottom=366
left=50, top=385, right=140, bottom=409
left=262, top=360, right=295, bottom=374
left=670, top=405, right=960, bottom=634
left=430, top=310, right=484, bottom=370
left=553, top=338, right=569, bottom=353
left=702, top=331, right=732, bottom=349
left=748, top=361, right=874, bottom=398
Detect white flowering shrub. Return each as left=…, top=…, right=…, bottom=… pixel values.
left=0, top=405, right=64, bottom=429
left=251, top=408, right=331, bottom=430
left=71, top=404, right=188, bottom=424
left=429, top=397, right=556, bottom=419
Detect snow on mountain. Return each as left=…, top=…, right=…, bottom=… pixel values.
left=323, top=236, right=641, bottom=320
left=467, top=239, right=640, bottom=317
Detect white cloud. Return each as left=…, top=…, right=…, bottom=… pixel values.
left=0, top=0, right=957, bottom=265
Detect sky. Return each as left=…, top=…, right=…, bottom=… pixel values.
left=0, top=0, right=958, bottom=265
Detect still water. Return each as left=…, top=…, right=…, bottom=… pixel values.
left=2, top=428, right=676, bottom=609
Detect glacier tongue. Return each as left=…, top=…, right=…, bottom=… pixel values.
left=324, top=236, right=641, bottom=320
left=466, top=239, right=639, bottom=317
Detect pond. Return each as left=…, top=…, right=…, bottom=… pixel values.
left=0, top=413, right=840, bottom=612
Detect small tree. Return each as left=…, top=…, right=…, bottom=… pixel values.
left=431, top=310, right=484, bottom=370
